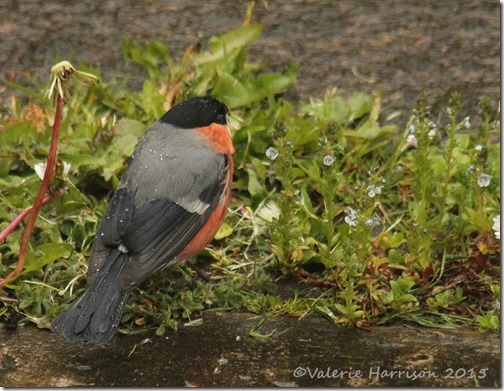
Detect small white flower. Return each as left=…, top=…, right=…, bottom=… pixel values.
left=345, top=208, right=358, bottom=227
left=366, top=185, right=381, bottom=198
left=475, top=145, right=483, bottom=151
left=323, top=155, right=334, bottom=166
left=34, top=161, right=71, bottom=180
left=407, top=134, right=418, bottom=148
left=318, top=136, right=328, bottom=144
left=427, top=129, right=436, bottom=140
left=477, top=173, right=491, bottom=188
left=345, top=216, right=357, bottom=227
left=466, top=165, right=474, bottom=174
left=463, top=116, right=471, bottom=128
left=365, top=218, right=373, bottom=227
left=408, top=123, right=416, bottom=134
left=492, top=215, right=500, bottom=240
left=265, top=147, right=279, bottom=160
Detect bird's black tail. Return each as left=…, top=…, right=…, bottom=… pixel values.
left=51, top=250, right=130, bottom=344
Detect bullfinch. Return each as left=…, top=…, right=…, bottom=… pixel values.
left=51, top=96, right=234, bottom=344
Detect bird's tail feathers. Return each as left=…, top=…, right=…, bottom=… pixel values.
left=51, top=250, right=129, bottom=344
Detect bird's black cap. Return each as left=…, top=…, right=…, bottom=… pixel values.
left=159, top=96, right=228, bottom=129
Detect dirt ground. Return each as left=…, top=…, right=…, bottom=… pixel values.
left=0, top=0, right=500, bottom=126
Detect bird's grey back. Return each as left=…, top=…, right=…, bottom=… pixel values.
left=119, top=121, right=226, bottom=214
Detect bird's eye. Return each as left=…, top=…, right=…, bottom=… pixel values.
left=215, top=114, right=226, bottom=124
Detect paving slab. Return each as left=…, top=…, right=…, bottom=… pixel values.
left=0, top=313, right=500, bottom=387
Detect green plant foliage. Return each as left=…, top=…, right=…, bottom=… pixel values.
left=0, top=21, right=500, bottom=336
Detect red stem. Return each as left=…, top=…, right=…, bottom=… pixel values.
left=0, top=193, right=57, bottom=244
left=0, top=93, right=64, bottom=287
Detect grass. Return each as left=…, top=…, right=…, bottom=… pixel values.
left=0, top=21, right=500, bottom=336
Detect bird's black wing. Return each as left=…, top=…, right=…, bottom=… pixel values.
left=88, top=160, right=227, bottom=292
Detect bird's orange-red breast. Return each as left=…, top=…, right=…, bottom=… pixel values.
left=51, top=97, right=234, bottom=344
left=179, top=123, right=234, bottom=259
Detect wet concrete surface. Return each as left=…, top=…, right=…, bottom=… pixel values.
left=0, top=0, right=499, bottom=125
left=0, top=312, right=500, bottom=387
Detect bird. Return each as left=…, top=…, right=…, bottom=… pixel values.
left=51, top=96, right=234, bottom=344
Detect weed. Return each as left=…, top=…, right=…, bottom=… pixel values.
left=0, top=22, right=499, bottom=335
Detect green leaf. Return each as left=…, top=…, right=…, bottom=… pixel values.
left=214, top=221, right=233, bottom=240
left=213, top=71, right=251, bottom=108
left=101, top=119, right=146, bottom=181
left=115, top=118, right=146, bottom=139
left=0, top=121, right=38, bottom=149
left=58, top=153, right=106, bottom=170
left=388, top=249, right=405, bottom=265
left=0, top=175, right=27, bottom=188
left=285, top=118, right=320, bottom=146
left=142, top=80, right=165, bottom=118
left=156, top=323, right=166, bottom=336
left=22, top=243, right=73, bottom=275
left=430, top=155, right=447, bottom=177
left=194, top=24, right=263, bottom=65
left=345, top=122, right=395, bottom=140
left=254, top=68, right=297, bottom=97
left=247, top=167, right=266, bottom=199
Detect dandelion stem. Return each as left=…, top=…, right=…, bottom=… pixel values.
left=0, top=92, right=64, bottom=287
left=0, top=192, right=58, bottom=244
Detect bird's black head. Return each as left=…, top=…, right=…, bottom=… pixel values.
left=159, top=96, right=228, bottom=129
